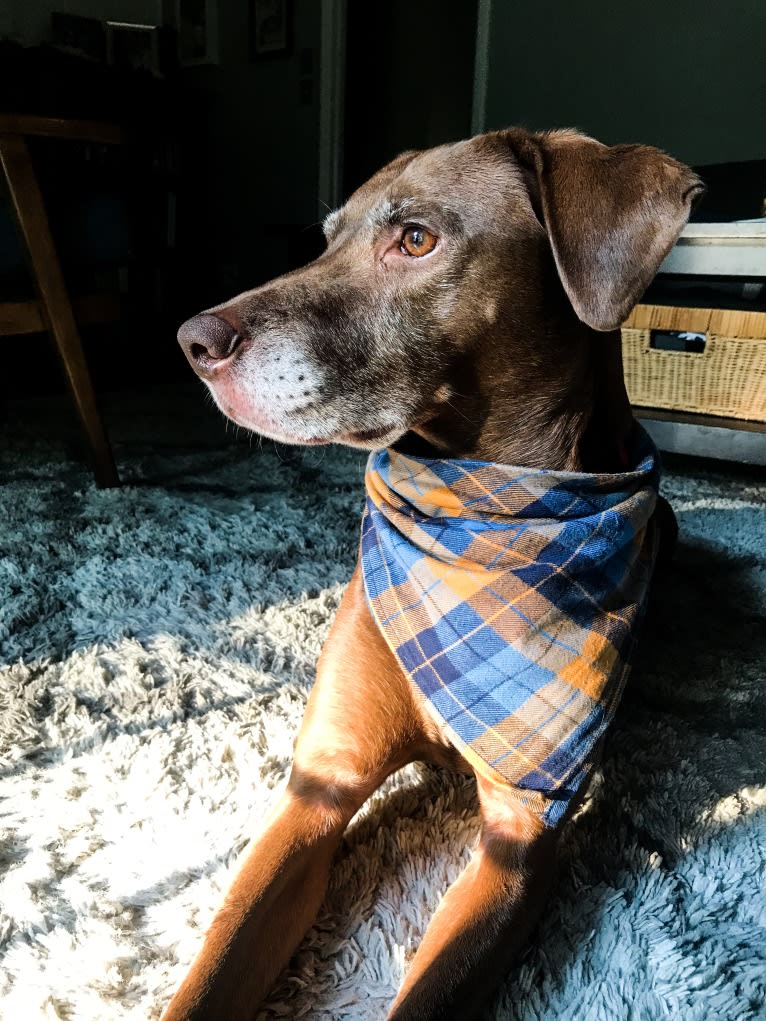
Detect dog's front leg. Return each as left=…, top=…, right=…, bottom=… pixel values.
left=162, top=785, right=349, bottom=1021
left=162, top=566, right=423, bottom=1021
left=387, top=772, right=559, bottom=1021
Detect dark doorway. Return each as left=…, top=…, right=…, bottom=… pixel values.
left=343, top=0, right=479, bottom=196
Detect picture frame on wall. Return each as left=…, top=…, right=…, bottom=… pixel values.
left=250, top=0, right=291, bottom=60
left=176, top=0, right=219, bottom=66
left=51, top=12, right=106, bottom=63
left=106, top=21, right=161, bottom=75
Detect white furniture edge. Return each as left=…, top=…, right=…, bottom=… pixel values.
left=661, top=221, right=766, bottom=276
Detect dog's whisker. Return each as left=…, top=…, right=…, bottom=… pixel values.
left=443, top=399, right=479, bottom=428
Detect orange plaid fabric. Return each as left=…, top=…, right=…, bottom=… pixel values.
left=360, top=428, right=660, bottom=826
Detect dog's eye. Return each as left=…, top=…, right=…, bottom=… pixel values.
left=400, top=226, right=437, bottom=257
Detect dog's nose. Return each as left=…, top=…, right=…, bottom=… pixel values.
left=177, top=313, right=244, bottom=376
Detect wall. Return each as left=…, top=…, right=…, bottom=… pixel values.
left=176, top=0, right=321, bottom=303
left=482, top=0, right=766, bottom=166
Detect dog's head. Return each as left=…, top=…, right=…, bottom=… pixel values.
left=179, top=128, right=702, bottom=464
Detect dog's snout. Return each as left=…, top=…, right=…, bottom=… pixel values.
left=177, top=313, right=244, bottom=376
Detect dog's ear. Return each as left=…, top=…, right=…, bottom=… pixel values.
left=504, top=128, right=704, bottom=331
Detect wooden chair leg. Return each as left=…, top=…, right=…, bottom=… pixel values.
left=0, top=133, right=119, bottom=487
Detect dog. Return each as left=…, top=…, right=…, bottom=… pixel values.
left=168, top=127, right=701, bottom=1021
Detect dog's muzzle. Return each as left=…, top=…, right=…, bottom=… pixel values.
left=177, top=313, right=247, bottom=379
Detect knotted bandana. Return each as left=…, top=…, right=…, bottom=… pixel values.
left=360, top=428, right=660, bottom=827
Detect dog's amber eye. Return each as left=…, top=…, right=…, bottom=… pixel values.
left=400, top=226, right=437, bottom=257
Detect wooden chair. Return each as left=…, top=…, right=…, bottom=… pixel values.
left=0, top=114, right=122, bottom=487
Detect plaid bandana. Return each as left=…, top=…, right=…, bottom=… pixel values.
left=360, top=428, right=660, bottom=827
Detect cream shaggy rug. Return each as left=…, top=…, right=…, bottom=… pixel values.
left=1, top=386, right=765, bottom=1021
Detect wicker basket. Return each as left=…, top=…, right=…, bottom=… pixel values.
left=621, top=304, right=766, bottom=423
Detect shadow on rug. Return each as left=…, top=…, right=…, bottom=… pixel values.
left=1, top=386, right=764, bottom=1020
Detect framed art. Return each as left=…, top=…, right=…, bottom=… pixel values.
left=106, top=21, right=161, bottom=75
left=251, top=0, right=291, bottom=59
left=51, top=12, right=106, bottom=63
left=176, top=0, right=219, bottom=66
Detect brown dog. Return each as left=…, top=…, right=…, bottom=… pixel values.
left=169, top=128, right=701, bottom=1021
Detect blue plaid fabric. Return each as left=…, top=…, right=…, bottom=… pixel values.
left=360, top=428, right=660, bottom=827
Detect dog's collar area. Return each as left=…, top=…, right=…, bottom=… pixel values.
left=365, top=424, right=659, bottom=534
left=360, top=426, right=660, bottom=829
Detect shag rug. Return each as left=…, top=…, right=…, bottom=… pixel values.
left=1, top=386, right=765, bottom=1021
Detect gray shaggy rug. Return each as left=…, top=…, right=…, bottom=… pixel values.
left=1, top=386, right=765, bottom=1021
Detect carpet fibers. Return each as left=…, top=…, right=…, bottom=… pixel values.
left=1, top=387, right=765, bottom=1020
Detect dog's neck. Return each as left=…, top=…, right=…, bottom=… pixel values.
left=403, top=321, right=634, bottom=474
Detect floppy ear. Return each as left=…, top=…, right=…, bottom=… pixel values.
left=505, top=129, right=705, bottom=331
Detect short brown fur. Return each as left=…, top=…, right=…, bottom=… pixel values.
left=169, top=128, right=701, bottom=1020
